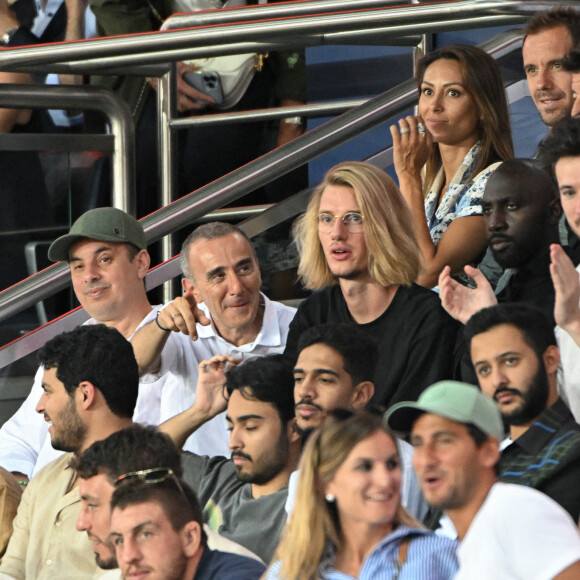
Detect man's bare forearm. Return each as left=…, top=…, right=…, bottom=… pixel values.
left=158, top=406, right=212, bottom=450
left=158, top=355, right=232, bottom=449
left=131, top=318, right=171, bottom=375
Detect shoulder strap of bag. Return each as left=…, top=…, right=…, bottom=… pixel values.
left=392, top=536, right=411, bottom=580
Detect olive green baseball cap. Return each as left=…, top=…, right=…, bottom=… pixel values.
left=48, top=207, right=147, bottom=262
left=384, top=380, right=504, bottom=440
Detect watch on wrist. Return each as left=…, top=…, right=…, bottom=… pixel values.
left=1, top=27, right=18, bottom=46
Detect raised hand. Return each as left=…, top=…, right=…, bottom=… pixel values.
left=157, top=289, right=211, bottom=340
left=390, top=115, right=432, bottom=190
left=551, top=244, right=580, bottom=345
left=194, top=354, right=242, bottom=419
left=439, top=265, right=497, bottom=325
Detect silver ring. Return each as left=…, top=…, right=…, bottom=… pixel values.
left=171, top=313, right=182, bottom=318
left=400, top=128, right=410, bottom=134
left=417, top=122, right=425, bottom=134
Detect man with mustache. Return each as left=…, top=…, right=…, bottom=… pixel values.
left=464, top=303, right=580, bottom=522
left=292, top=323, right=376, bottom=439
left=160, top=354, right=301, bottom=564
left=0, top=324, right=139, bottom=579
left=439, top=159, right=561, bottom=327
left=288, top=322, right=426, bottom=519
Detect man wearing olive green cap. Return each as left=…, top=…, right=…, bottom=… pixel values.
left=47, top=207, right=147, bottom=262
left=385, top=381, right=580, bottom=579
left=0, top=209, right=290, bottom=486
left=0, top=208, right=154, bottom=488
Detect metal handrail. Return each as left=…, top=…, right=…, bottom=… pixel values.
left=161, top=0, right=419, bottom=29
left=0, top=0, right=539, bottom=73
left=0, top=84, right=135, bottom=213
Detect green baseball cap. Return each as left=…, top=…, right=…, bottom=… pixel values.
left=48, top=207, right=147, bottom=262
left=384, top=380, right=504, bottom=441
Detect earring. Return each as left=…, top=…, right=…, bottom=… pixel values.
left=325, top=493, right=336, bottom=503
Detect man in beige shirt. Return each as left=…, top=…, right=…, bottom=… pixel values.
left=0, top=324, right=139, bottom=579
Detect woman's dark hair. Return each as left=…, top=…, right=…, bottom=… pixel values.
left=416, top=44, right=513, bottom=191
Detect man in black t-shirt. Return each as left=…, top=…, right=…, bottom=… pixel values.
left=285, top=161, right=460, bottom=407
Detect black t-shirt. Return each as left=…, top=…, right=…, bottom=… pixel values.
left=285, top=284, right=461, bottom=407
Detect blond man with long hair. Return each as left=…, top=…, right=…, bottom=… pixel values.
left=265, top=410, right=458, bottom=580
left=285, top=161, right=459, bottom=408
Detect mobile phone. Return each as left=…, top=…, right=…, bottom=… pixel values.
left=183, top=71, right=224, bottom=106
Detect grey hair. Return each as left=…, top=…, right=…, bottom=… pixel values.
left=179, top=222, right=255, bottom=280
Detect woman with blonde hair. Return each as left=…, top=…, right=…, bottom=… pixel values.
left=265, top=410, right=458, bottom=580
left=391, top=44, right=513, bottom=288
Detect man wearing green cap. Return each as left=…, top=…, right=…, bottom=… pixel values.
left=385, top=381, right=580, bottom=579
left=0, top=208, right=155, bottom=486
left=0, top=211, right=294, bottom=488
left=0, top=209, right=228, bottom=482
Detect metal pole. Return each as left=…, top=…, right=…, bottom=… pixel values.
left=158, top=64, right=179, bottom=302
left=0, top=83, right=135, bottom=214
left=0, top=1, right=537, bottom=71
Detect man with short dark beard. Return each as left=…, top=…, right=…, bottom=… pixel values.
left=161, top=355, right=301, bottom=563
left=0, top=325, right=139, bottom=580
left=464, top=303, right=580, bottom=522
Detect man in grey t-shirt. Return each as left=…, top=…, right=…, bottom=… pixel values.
left=165, top=355, right=300, bottom=563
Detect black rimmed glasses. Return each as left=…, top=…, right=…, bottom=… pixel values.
left=317, top=211, right=365, bottom=234
left=115, top=467, right=186, bottom=499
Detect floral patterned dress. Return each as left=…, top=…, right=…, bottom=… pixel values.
left=424, top=141, right=501, bottom=244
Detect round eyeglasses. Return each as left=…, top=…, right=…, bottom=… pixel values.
left=317, top=211, right=365, bottom=234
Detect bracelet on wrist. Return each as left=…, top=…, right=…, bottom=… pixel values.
left=155, top=311, right=171, bottom=332
left=17, top=480, right=27, bottom=487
